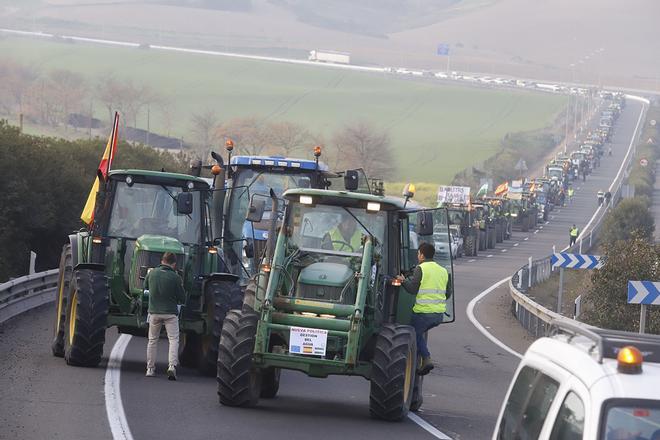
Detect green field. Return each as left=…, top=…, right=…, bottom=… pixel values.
left=2, top=37, right=566, bottom=182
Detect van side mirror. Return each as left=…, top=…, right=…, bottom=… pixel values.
left=344, top=169, right=359, bottom=191
left=246, top=198, right=266, bottom=223
left=176, top=192, right=193, bottom=215
left=417, top=211, right=434, bottom=236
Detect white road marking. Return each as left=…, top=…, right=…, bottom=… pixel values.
left=469, top=259, right=476, bottom=263
left=408, top=413, right=453, bottom=439
left=524, top=237, right=529, bottom=241
left=105, top=334, right=135, bottom=440
left=539, top=226, right=544, bottom=229
left=501, top=249, right=507, bottom=253
left=466, top=277, right=523, bottom=359
left=513, top=243, right=519, bottom=247
left=487, top=254, right=493, bottom=258
left=544, top=221, right=549, bottom=225
left=534, top=230, right=539, bottom=234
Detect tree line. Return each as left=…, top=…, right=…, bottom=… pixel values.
left=0, top=121, right=190, bottom=282
left=0, top=58, right=395, bottom=180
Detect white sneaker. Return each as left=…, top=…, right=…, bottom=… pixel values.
left=167, top=365, right=177, bottom=381
left=146, top=367, right=156, bottom=377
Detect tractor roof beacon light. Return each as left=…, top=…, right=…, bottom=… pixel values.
left=313, top=145, right=322, bottom=169
left=617, top=346, right=643, bottom=374
left=403, top=183, right=415, bottom=208
left=225, top=138, right=234, bottom=171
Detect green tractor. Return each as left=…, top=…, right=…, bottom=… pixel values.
left=447, top=205, right=479, bottom=256
left=51, top=167, right=242, bottom=374
left=216, top=184, right=455, bottom=420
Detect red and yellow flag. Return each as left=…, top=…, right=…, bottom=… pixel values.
left=81, top=112, right=119, bottom=225
left=494, top=182, right=508, bottom=196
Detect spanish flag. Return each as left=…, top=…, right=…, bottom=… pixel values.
left=81, top=112, right=119, bottom=225
left=494, top=182, right=508, bottom=197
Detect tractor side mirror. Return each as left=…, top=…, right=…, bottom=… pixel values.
left=176, top=192, right=193, bottom=215
left=246, top=198, right=266, bottom=223
left=344, top=169, right=359, bottom=191
left=416, top=211, right=434, bottom=236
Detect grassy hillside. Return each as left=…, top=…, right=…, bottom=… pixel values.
left=1, top=37, right=565, bottom=183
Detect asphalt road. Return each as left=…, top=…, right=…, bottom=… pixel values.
left=0, top=99, right=645, bottom=440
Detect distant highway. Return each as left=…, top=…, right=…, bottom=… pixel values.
left=2, top=27, right=649, bottom=98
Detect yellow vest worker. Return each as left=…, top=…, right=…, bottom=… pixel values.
left=327, top=224, right=363, bottom=252
left=397, top=242, right=449, bottom=376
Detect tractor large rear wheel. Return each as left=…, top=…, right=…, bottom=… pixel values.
left=369, top=324, right=416, bottom=421
left=64, top=269, right=108, bottom=367
left=464, top=235, right=476, bottom=257
left=217, top=309, right=261, bottom=407
left=199, top=280, right=244, bottom=376
left=52, top=244, right=73, bottom=357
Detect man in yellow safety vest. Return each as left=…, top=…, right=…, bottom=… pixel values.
left=396, top=242, right=449, bottom=375
left=569, top=224, right=579, bottom=246
left=323, top=216, right=363, bottom=252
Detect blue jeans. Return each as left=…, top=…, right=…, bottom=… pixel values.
left=410, top=313, right=444, bottom=358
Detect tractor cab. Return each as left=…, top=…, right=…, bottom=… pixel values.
left=216, top=185, right=455, bottom=420
left=221, top=151, right=335, bottom=280
left=51, top=169, right=242, bottom=374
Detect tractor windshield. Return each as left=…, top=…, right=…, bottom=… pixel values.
left=288, top=203, right=386, bottom=256
left=107, top=181, right=202, bottom=244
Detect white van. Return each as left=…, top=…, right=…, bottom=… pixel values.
left=493, top=320, right=660, bottom=440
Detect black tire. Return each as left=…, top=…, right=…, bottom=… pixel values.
left=369, top=324, right=417, bottom=421
left=64, top=269, right=109, bottom=367
left=410, top=373, right=424, bottom=412
left=179, top=332, right=201, bottom=368
left=260, top=367, right=281, bottom=398
left=217, top=309, right=261, bottom=407
left=521, top=215, right=529, bottom=232
left=199, top=280, right=244, bottom=376
left=52, top=244, right=72, bottom=357
left=478, top=230, right=486, bottom=251
left=464, top=235, right=476, bottom=257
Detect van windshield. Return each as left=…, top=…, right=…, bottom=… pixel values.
left=601, top=400, right=660, bottom=440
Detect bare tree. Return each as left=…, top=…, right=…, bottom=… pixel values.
left=216, top=117, right=268, bottom=155
left=332, top=121, right=393, bottom=178
left=0, top=60, right=39, bottom=117
left=47, top=69, right=87, bottom=130
left=191, top=109, right=220, bottom=156
left=267, top=121, right=311, bottom=156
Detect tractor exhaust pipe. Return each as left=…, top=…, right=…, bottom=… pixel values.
left=265, top=188, right=278, bottom=263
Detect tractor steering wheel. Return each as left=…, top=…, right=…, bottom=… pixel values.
left=330, top=240, right=355, bottom=252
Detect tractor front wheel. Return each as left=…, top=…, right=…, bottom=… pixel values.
left=52, top=244, right=73, bottom=357
left=64, top=268, right=108, bottom=367
left=199, top=280, right=244, bottom=376
left=260, top=367, right=281, bottom=398
left=369, top=324, right=417, bottom=421
left=217, top=309, right=261, bottom=407
left=410, top=373, right=424, bottom=412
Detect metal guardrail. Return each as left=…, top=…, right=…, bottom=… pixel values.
left=0, top=269, right=58, bottom=324
left=509, top=95, right=650, bottom=337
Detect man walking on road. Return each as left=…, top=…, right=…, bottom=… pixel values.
left=597, top=190, right=605, bottom=206
left=396, top=242, right=449, bottom=376
left=569, top=224, right=580, bottom=247
left=567, top=186, right=574, bottom=204
left=145, top=252, right=186, bottom=380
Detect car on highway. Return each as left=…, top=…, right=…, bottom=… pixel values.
left=449, top=225, right=464, bottom=258
left=433, top=231, right=458, bottom=258
left=493, top=320, right=660, bottom=440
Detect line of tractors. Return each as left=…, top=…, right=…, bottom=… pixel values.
left=51, top=141, right=457, bottom=420
left=50, top=92, right=621, bottom=421
left=442, top=92, right=624, bottom=258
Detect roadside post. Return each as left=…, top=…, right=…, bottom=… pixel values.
left=627, top=281, right=660, bottom=334
left=528, top=256, right=533, bottom=288
left=551, top=253, right=604, bottom=314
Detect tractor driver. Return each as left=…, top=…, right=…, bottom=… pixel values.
left=396, top=242, right=449, bottom=376
left=322, top=215, right=363, bottom=252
